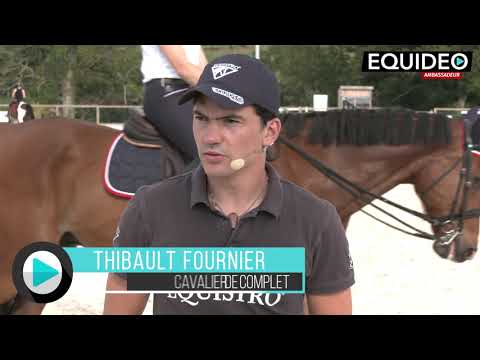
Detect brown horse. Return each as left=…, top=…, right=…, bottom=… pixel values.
left=1, top=108, right=479, bottom=315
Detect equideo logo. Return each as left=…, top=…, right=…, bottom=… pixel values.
left=362, top=51, right=473, bottom=80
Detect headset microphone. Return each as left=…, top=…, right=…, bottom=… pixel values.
left=229, top=144, right=270, bottom=171
left=230, top=158, right=246, bottom=171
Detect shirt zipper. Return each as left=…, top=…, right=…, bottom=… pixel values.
left=224, top=210, right=259, bottom=247
left=225, top=218, right=241, bottom=247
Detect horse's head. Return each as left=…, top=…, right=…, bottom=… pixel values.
left=413, top=117, right=480, bottom=262
left=277, top=108, right=480, bottom=263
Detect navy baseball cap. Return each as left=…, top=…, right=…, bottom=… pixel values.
left=178, top=54, right=280, bottom=117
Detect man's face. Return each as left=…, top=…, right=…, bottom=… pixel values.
left=192, top=96, right=276, bottom=177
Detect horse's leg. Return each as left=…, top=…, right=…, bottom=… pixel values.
left=9, top=295, right=46, bottom=315
left=0, top=297, right=16, bottom=315
left=0, top=294, right=47, bottom=315
left=0, top=217, right=62, bottom=315
left=59, top=232, right=81, bottom=247
left=68, top=190, right=127, bottom=248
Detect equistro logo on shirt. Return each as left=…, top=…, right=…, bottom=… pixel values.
left=212, top=63, right=241, bottom=80
left=212, top=87, right=244, bottom=105
left=166, top=292, right=283, bottom=307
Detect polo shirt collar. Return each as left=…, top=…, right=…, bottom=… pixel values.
left=190, top=162, right=283, bottom=218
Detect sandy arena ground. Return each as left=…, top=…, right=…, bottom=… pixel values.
left=41, top=184, right=480, bottom=315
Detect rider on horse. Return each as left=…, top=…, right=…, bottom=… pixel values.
left=8, top=83, right=34, bottom=123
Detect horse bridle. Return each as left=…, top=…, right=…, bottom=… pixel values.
left=277, top=119, right=480, bottom=245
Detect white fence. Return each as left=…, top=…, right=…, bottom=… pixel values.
left=0, top=104, right=345, bottom=128
left=0, top=104, right=472, bottom=128
left=0, top=104, right=141, bottom=125
left=432, top=107, right=469, bottom=115
left=0, top=111, right=8, bottom=123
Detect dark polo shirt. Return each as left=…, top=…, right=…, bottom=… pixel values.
left=113, top=162, right=355, bottom=315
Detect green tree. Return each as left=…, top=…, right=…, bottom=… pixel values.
left=262, top=45, right=363, bottom=107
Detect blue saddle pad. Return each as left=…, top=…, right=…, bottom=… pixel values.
left=104, top=134, right=169, bottom=199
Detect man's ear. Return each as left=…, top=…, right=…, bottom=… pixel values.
left=263, top=117, right=282, bottom=147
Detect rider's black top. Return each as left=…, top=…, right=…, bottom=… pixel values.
left=13, top=88, right=24, bottom=102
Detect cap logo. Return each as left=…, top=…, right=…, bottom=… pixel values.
left=211, top=87, right=244, bottom=105
left=212, top=63, right=241, bottom=80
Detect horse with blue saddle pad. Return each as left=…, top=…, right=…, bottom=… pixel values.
left=1, top=106, right=480, bottom=315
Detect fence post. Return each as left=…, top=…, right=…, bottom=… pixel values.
left=96, top=107, right=100, bottom=125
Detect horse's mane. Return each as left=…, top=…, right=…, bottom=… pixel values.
left=279, top=108, right=453, bottom=146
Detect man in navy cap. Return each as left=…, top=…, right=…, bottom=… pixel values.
left=104, top=54, right=355, bottom=315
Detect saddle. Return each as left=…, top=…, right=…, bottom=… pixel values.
left=124, top=108, right=167, bottom=147
left=124, top=108, right=186, bottom=172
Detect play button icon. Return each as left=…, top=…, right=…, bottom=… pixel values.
left=452, top=53, right=469, bottom=70
left=12, top=242, right=73, bottom=304
left=22, top=251, right=62, bottom=294
left=33, top=258, right=59, bottom=287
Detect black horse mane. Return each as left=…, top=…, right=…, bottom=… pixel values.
left=279, top=108, right=453, bottom=146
